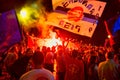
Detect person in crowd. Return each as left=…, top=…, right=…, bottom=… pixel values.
left=0, top=52, right=7, bottom=76
left=19, top=51, right=54, bottom=80
left=86, top=53, right=99, bottom=80
left=64, top=49, right=85, bottom=80
left=4, top=46, right=18, bottom=80
left=44, top=47, right=55, bottom=73
left=0, top=55, right=3, bottom=76
left=98, top=51, right=120, bottom=80
left=4, top=46, right=18, bottom=68
left=34, top=47, right=41, bottom=53
left=114, top=53, right=120, bottom=75
left=8, top=48, right=33, bottom=80
left=51, top=46, right=56, bottom=54
left=56, top=45, right=66, bottom=80
left=114, top=53, right=120, bottom=64
left=41, top=46, right=47, bottom=56
left=97, top=51, right=106, bottom=63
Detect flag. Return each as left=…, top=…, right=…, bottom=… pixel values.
left=104, top=20, right=115, bottom=47
left=113, top=15, right=120, bottom=36
left=0, top=9, right=22, bottom=53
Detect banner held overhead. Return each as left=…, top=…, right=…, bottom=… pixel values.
left=47, top=0, right=106, bottom=37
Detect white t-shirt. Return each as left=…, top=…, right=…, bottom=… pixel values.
left=19, top=68, right=54, bottom=80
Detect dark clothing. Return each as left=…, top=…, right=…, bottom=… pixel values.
left=8, top=55, right=31, bottom=79
left=57, top=72, right=65, bottom=80
left=87, top=64, right=99, bottom=80
left=44, top=63, right=54, bottom=73
left=0, top=52, right=7, bottom=76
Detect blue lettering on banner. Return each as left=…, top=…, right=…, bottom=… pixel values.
left=60, top=0, right=103, bottom=17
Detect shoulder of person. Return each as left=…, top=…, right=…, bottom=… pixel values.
left=20, top=69, right=54, bottom=80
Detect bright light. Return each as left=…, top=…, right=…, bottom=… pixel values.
left=20, top=9, right=27, bottom=18
left=36, top=31, right=62, bottom=48
left=108, top=35, right=111, bottom=39
left=45, top=38, right=62, bottom=47
left=37, top=38, right=62, bottom=48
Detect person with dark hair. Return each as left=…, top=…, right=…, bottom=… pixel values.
left=4, top=46, right=18, bottom=80
left=44, top=47, right=55, bottom=73
left=98, top=51, right=120, bottom=80
left=0, top=52, right=7, bottom=76
left=87, top=55, right=99, bottom=80
left=19, top=51, right=54, bottom=80
left=64, top=49, right=85, bottom=80
left=8, top=48, right=33, bottom=80
left=56, top=45, right=66, bottom=80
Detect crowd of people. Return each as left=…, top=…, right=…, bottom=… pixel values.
left=0, top=40, right=120, bottom=80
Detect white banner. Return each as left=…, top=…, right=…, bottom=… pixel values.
left=47, top=0, right=106, bottom=37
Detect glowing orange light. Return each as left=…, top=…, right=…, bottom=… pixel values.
left=108, top=35, right=111, bottom=39
left=36, top=31, right=62, bottom=48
